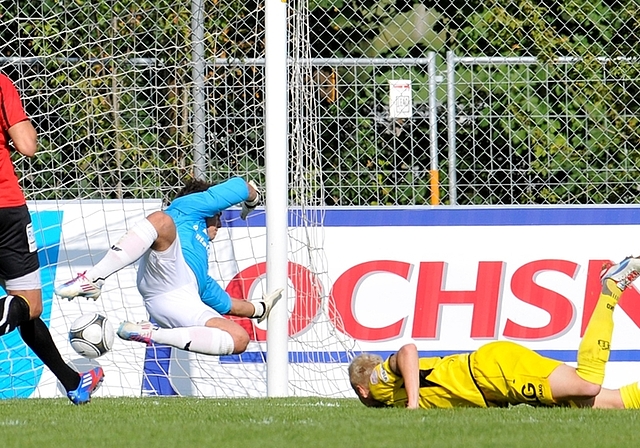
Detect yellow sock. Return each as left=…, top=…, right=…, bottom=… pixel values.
left=576, top=279, right=621, bottom=384
left=620, top=383, right=640, bottom=409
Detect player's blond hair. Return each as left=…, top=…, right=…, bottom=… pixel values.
left=348, top=353, right=383, bottom=390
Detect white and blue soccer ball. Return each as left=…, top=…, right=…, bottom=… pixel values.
left=69, top=313, right=115, bottom=359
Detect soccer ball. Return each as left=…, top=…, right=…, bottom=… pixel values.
left=69, top=313, right=115, bottom=359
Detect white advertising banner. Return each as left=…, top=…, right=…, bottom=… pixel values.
left=3, top=203, right=640, bottom=399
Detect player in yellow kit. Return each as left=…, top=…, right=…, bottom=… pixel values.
left=349, top=255, right=640, bottom=409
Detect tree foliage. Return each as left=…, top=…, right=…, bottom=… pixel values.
left=1, top=0, right=637, bottom=204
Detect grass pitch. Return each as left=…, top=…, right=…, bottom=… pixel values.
left=1, top=397, right=639, bottom=447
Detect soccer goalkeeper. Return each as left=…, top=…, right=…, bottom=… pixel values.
left=349, top=256, right=640, bottom=409
left=56, top=177, right=283, bottom=357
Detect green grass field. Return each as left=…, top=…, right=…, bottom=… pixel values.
left=1, top=397, right=639, bottom=447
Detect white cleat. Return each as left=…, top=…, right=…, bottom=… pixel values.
left=55, top=272, right=104, bottom=300
left=600, top=256, right=640, bottom=291
left=117, top=321, right=155, bottom=346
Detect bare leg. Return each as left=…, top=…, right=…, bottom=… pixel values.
left=147, top=211, right=177, bottom=251
left=204, top=316, right=250, bottom=354
left=567, top=388, right=625, bottom=409
left=548, top=364, right=601, bottom=403
left=591, top=388, right=625, bottom=409
left=9, top=288, right=42, bottom=319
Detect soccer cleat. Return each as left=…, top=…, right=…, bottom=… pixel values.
left=256, top=288, right=284, bottom=324
left=55, top=272, right=104, bottom=300
left=117, top=320, right=155, bottom=346
left=67, top=366, right=104, bottom=405
left=600, top=256, right=640, bottom=291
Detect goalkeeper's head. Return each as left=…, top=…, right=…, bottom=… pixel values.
left=173, top=178, right=222, bottom=241
left=348, top=353, right=386, bottom=407
left=174, top=178, right=214, bottom=199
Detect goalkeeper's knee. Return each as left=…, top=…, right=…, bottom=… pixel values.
left=0, top=294, right=31, bottom=335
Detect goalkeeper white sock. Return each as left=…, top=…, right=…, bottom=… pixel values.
left=87, top=218, right=158, bottom=282
left=152, top=326, right=235, bottom=355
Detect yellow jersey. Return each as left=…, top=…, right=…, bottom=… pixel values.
left=368, top=341, right=562, bottom=409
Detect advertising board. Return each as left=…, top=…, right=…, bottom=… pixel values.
left=3, top=203, right=640, bottom=398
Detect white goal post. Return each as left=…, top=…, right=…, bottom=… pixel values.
left=264, top=0, right=290, bottom=397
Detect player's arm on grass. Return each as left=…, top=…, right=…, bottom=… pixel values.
left=388, top=343, right=421, bottom=409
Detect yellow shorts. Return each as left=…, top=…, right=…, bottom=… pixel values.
left=470, top=341, right=563, bottom=407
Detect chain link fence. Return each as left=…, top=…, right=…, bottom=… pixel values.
left=2, top=0, right=638, bottom=205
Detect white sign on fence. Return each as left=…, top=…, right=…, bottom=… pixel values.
left=389, top=79, right=413, bottom=118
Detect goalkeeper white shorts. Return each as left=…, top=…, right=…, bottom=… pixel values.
left=137, top=234, right=221, bottom=328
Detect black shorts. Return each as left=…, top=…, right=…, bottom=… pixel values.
left=0, top=205, right=40, bottom=280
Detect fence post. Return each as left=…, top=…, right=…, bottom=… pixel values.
left=428, top=51, right=439, bottom=205
left=191, top=0, right=207, bottom=179
left=447, top=51, right=458, bottom=205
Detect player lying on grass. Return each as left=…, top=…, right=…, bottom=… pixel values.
left=56, top=176, right=283, bottom=357
left=349, top=256, right=640, bottom=409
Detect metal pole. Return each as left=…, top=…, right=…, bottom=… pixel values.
left=447, top=51, right=458, bottom=205
left=191, top=0, right=207, bottom=179
left=428, top=52, right=439, bottom=205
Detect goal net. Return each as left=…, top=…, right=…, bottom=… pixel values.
left=1, top=0, right=358, bottom=399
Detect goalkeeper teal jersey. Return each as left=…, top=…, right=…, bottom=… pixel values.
left=164, top=176, right=250, bottom=314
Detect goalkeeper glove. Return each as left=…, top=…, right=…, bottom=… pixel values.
left=240, top=180, right=261, bottom=220
left=253, top=288, right=284, bottom=324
